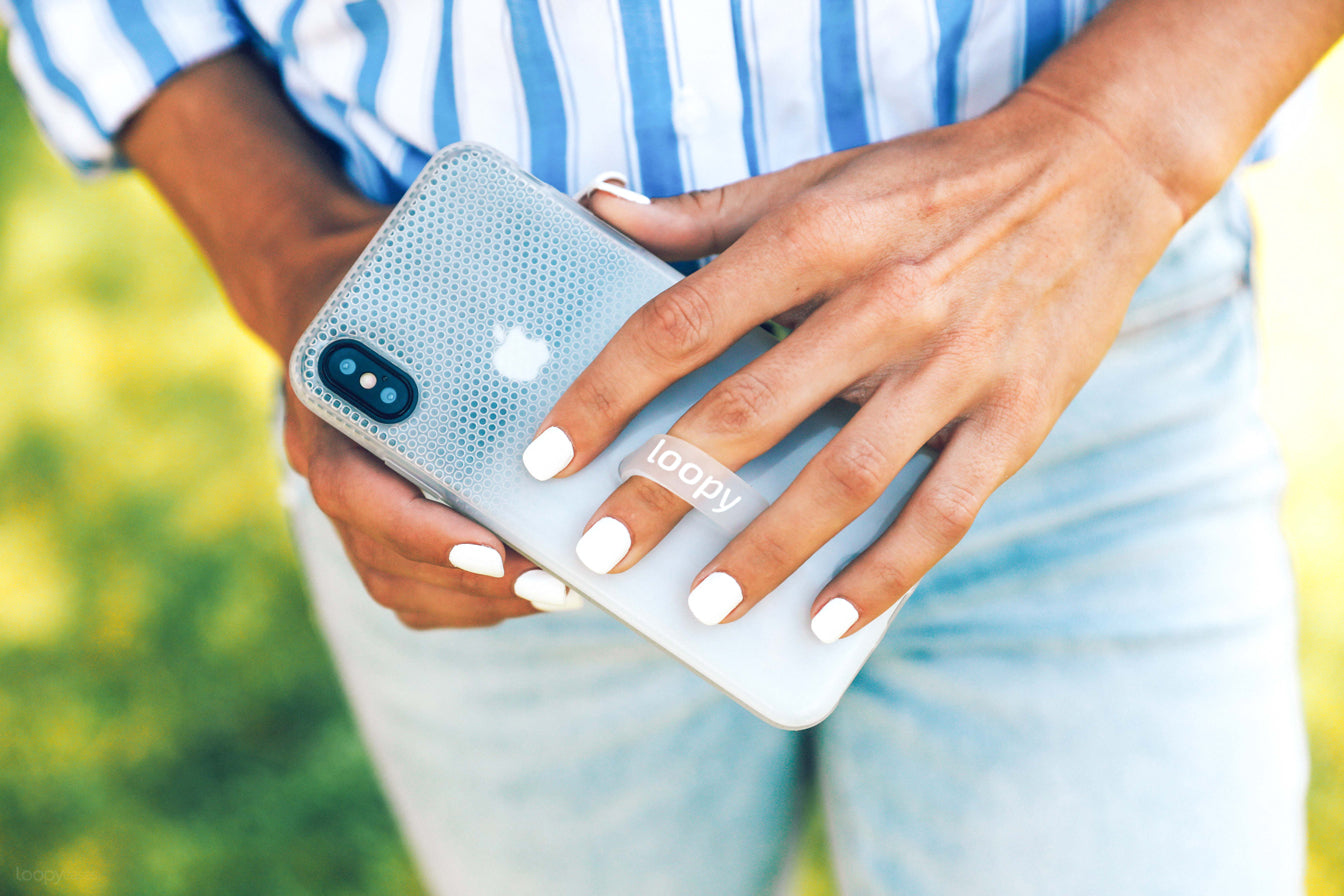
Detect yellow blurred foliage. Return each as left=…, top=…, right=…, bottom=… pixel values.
left=1242, top=37, right=1344, bottom=896
left=0, top=513, right=74, bottom=646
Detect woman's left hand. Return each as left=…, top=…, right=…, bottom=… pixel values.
left=526, top=87, right=1185, bottom=641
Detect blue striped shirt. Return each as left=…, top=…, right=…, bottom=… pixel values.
left=2, top=0, right=1114, bottom=200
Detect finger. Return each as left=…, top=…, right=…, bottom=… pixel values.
left=341, top=528, right=516, bottom=590
left=571, top=293, right=911, bottom=575
left=524, top=193, right=879, bottom=485
left=583, top=149, right=862, bottom=261
left=681, top=364, right=973, bottom=627
left=344, top=524, right=580, bottom=612
left=392, top=603, right=527, bottom=630
left=807, top=416, right=1036, bottom=642
left=305, top=424, right=509, bottom=569
left=363, top=567, right=537, bottom=624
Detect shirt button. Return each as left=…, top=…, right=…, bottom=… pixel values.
left=673, top=88, right=712, bottom=137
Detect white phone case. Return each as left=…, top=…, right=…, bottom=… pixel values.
left=290, top=143, right=933, bottom=729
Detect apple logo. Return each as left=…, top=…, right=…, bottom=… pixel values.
left=491, top=324, right=551, bottom=382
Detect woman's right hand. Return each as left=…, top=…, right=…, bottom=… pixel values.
left=120, top=52, right=571, bottom=628
left=277, top=223, right=566, bottom=628
left=283, top=380, right=567, bottom=629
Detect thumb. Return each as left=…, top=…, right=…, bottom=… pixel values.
left=579, top=153, right=850, bottom=261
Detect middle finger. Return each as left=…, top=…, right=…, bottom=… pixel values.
left=570, top=287, right=911, bottom=576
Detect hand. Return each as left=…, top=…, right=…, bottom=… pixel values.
left=530, top=89, right=1185, bottom=641
left=120, top=53, right=574, bottom=630
left=276, top=216, right=580, bottom=629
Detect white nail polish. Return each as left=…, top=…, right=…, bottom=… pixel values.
left=514, top=569, right=569, bottom=608
left=811, top=597, right=860, bottom=644
left=687, top=572, right=743, bottom=625
left=575, top=517, right=632, bottom=574
left=577, top=171, right=652, bottom=205
left=591, top=180, right=652, bottom=205
left=522, top=427, right=574, bottom=481
left=575, top=170, right=627, bottom=198
left=448, top=543, right=505, bottom=578
left=534, top=588, right=584, bottom=613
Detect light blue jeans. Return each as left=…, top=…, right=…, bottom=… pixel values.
left=281, top=183, right=1307, bottom=895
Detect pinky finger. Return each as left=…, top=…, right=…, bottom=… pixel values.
left=809, top=423, right=1023, bottom=643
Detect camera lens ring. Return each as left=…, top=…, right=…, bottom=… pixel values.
left=317, top=340, right=418, bottom=424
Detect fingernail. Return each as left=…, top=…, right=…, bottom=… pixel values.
left=575, top=517, right=632, bottom=574
left=811, top=597, right=860, bottom=644
left=522, top=427, right=574, bottom=481
left=593, top=181, right=652, bottom=205
left=514, top=569, right=569, bottom=608
left=578, top=171, right=651, bottom=206
left=687, top=572, right=743, bottom=625
left=534, top=588, right=584, bottom=613
left=448, top=543, right=505, bottom=578
left=575, top=170, right=627, bottom=198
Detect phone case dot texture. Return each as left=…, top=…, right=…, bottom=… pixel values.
left=292, top=144, right=678, bottom=529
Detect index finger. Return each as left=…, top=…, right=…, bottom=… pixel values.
left=305, top=424, right=509, bottom=570
left=521, top=206, right=836, bottom=482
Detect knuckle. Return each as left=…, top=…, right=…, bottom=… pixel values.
left=772, top=193, right=841, bottom=257
left=821, top=434, right=892, bottom=504
left=388, top=528, right=443, bottom=567
left=572, top=374, right=623, bottom=426
left=639, top=282, right=717, bottom=366
left=915, top=480, right=982, bottom=545
left=921, top=329, right=987, bottom=388
left=742, top=527, right=797, bottom=577
left=987, top=376, right=1052, bottom=431
left=282, top=427, right=309, bottom=478
left=630, top=475, right=690, bottom=517
left=855, top=264, right=938, bottom=333
left=395, top=611, right=438, bottom=631
left=688, top=187, right=729, bottom=243
left=861, top=557, right=916, bottom=597
left=775, top=189, right=881, bottom=265
left=305, top=458, right=347, bottom=519
left=344, top=531, right=380, bottom=567
left=361, top=570, right=402, bottom=609
left=695, top=371, right=777, bottom=437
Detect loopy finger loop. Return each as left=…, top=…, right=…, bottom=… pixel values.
left=618, top=434, right=769, bottom=534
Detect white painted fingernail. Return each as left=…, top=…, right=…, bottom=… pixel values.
left=575, top=517, right=632, bottom=574
left=575, top=170, right=628, bottom=199
left=577, top=171, right=652, bottom=206
left=591, top=180, right=652, bottom=205
left=687, top=572, right=743, bottom=625
left=534, top=588, right=584, bottom=613
left=514, top=569, right=569, bottom=608
left=522, top=427, right=574, bottom=481
left=811, top=597, right=860, bottom=644
left=448, top=543, right=505, bottom=578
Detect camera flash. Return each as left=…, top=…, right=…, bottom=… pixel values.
left=359, top=372, right=377, bottom=389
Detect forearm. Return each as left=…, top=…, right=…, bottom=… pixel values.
left=118, top=51, right=387, bottom=357
left=1022, top=0, right=1344, bottom=220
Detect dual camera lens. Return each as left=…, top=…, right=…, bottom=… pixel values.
left=318, top=340, right=418, bottom=424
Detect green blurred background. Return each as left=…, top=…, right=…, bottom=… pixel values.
left=0, top=36, right=1340, bottom=896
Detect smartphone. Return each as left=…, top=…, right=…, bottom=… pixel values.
left=289, top=143, right=933, bottom=729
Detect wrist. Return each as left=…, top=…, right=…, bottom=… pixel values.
left=118, top=51, right=389, bottom=359
left=1010, top=0, right=1344, bottom=224
left=1013, top=65, right=1225, bottom=224
left=221, top=196, right=388, bottom=359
